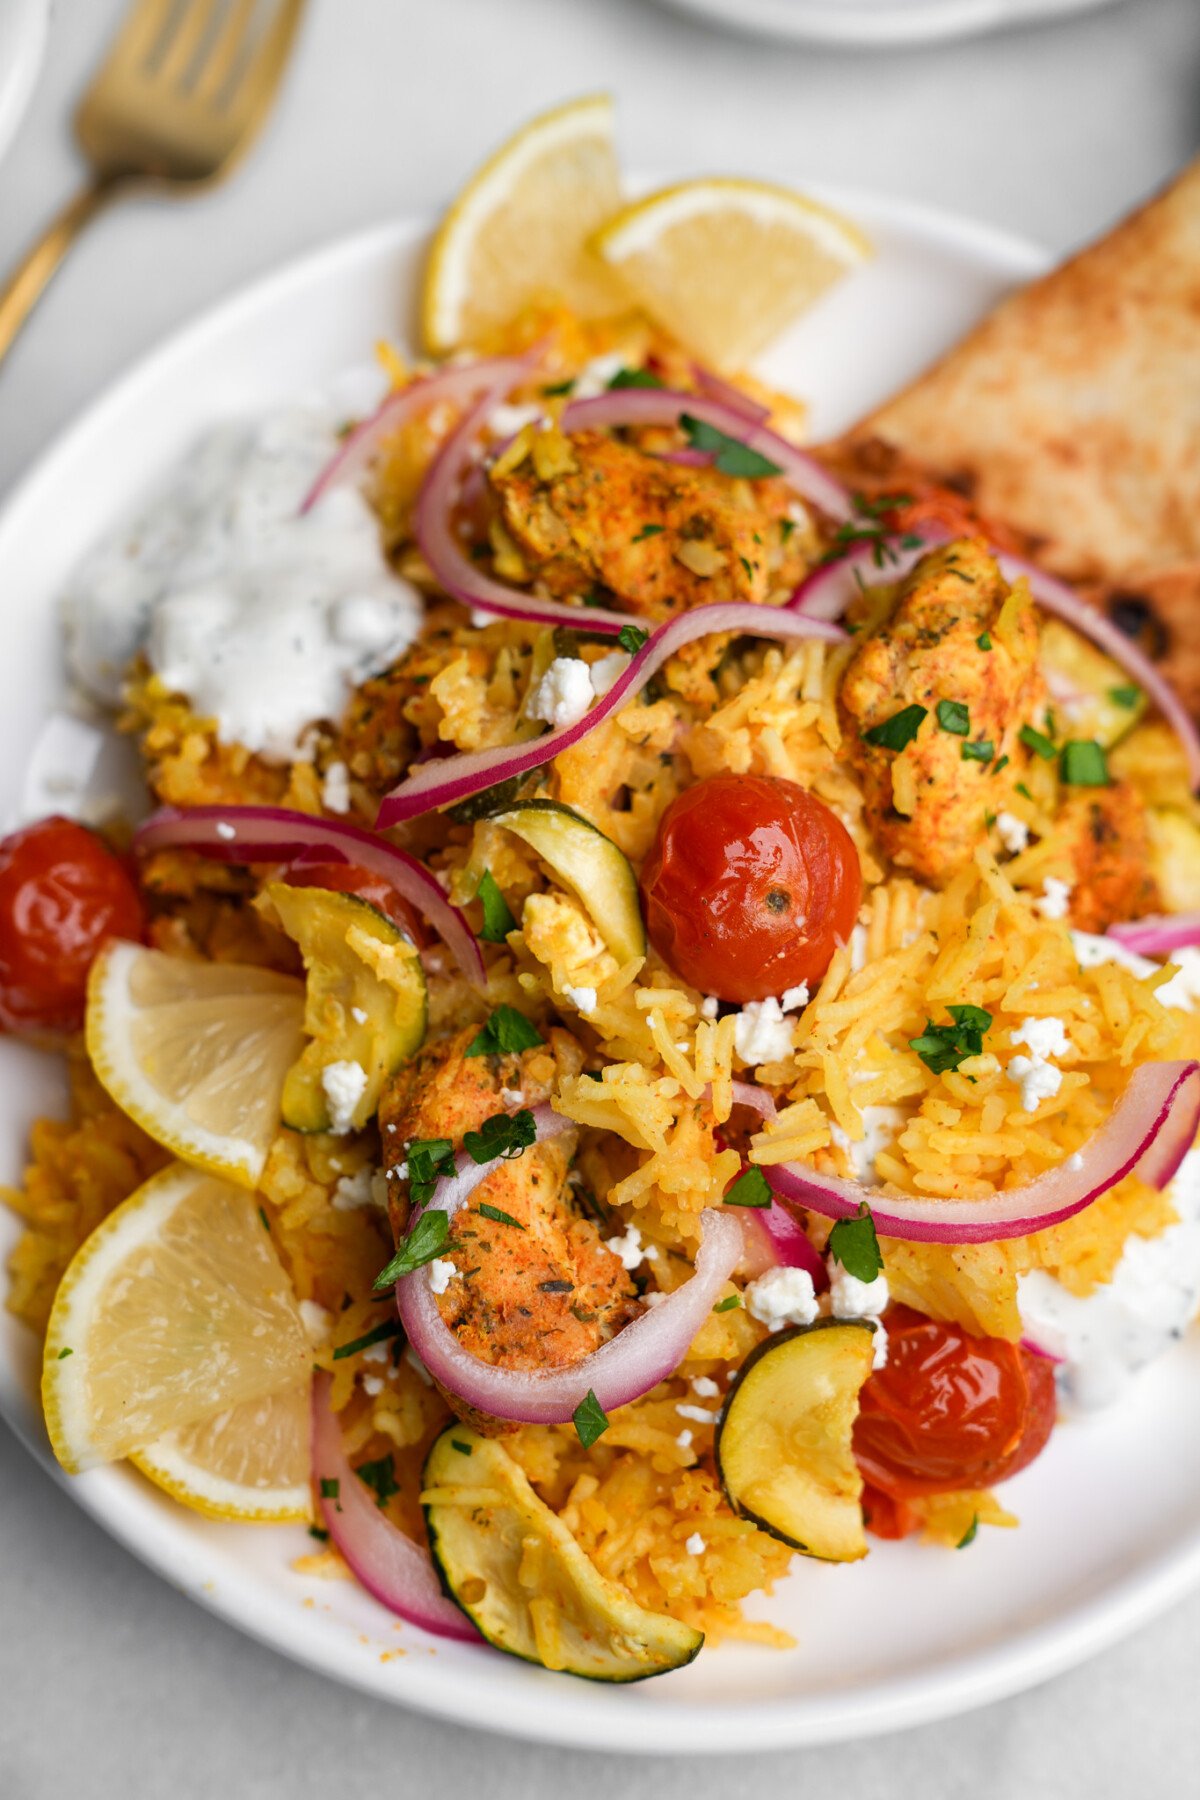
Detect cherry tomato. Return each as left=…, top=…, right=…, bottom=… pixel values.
left=282, top=861, right=427, bottom=946
left=853, top=1305, right=1057, bottom=1499
left=0, top=816, right=146, bottom=1035
left=639, top=774, right=862, bottom=1003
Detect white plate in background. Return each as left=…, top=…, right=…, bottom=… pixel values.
left=654, top=0, right=1123, bottom=48
left=3, top=189, right=1200, bottom=1752
left=0, top=0, right=49, bottom=168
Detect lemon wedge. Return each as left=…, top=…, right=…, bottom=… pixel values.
left=593, top=178, right=872, bottom=367
left=422, top=93, right=625, bottom=354
left=42, top=1162, right=313, bottom=1474
left=86, top=941, right=306, bottom=1188
left=131, top=1380, right=312, bottom=1522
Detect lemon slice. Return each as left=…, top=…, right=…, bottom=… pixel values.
left=131, top=1380, right=312, bottom=1522
left=43, top=1162, right=313, bottom=1474
left=87, top=941, right=306, bottom=1188
left=422, top=93, right=626, bottom=353
left=593, top=178, right=872, bottom=367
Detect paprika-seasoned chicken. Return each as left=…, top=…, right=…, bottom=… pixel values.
left=378, top=1026, right=637, bottom=1400
left=839, top=539, right=1044, bottom=885
left=1059, top=780, right=1161, bottom=933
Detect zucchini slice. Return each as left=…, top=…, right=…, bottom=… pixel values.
left=423, top=1426, right=703, bottom=1681
left=1040, top=619, right=1147, bottom=748
left=261, top=882, right=427, bottom=1133
left=486, top=798, right=646, bottom=966
left=1147, top=808, right=1200, bottom=914
left=716, top=1320, right=875, bottom=1563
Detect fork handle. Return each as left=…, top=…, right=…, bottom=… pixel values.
left=0, top=174, right=133, bottom=371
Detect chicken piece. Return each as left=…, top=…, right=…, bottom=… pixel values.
left=1059, top=781, right=1161, bottom=932
left=489, top=428, right=808, bottom=620
left=378, top=1026, right=637, bottom=1420
left=839, top=539, right=1043, bottom=885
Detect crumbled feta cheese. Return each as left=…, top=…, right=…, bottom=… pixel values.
left=351, top=1005, right=368, bottom=1025
left=642, top=1289, right=670, bottom=1308
left=1068, top=1151, right=1085, bottom=1171
left=427, top=1257, right=456, bottom=1295
left=501, top=1087, right=526, bottom=1109
left=299, top=1300, right=332, bottom=1345
left=589, top=651, right=631, bottom=698
left=569, top=352, right=627, bottom=399
left=321, top=760, right=350, bottom=814
left=1010, top=1016, right=1071, bottom=1060
left=675, top=1403, right=720, bottom=1425
left=606, top=1224, right=645, bottom=1271
left=564, top=984, right=597, bottom=1015
left=745, top=1266, right=819, bottom=1332
left=331, top=1167, right=383, bottom=1211
left=995, top=810, right=1030, bottom=854
left=700, top=996, right=719, bottom=1020
left=320, top=1059, right=368, bottom=1134
left=869, top=1322, right=889, bottom=1370
left=487, top=401, right=544, bottom=437
left=525, top=656, right=594, bottom=729
left=361, top=1373, right=384, bottom=1397
left=827, top=1261, right=889, bottom=1322
left=470, top=608, right=494, bottom=628
left=676, top=1428, right=694, bottom=1450
left=734, top=997, right=795, bottom=1065
left=1034, top=876, right=1073, bottom=920
left=361, top=1340, right=390, bottom=1365
left=691, top=1375, right=720, bottom=1398
left=781, top=983, right=810, bottom=1013
left=215, top=821, right=237, bottom=841
left=685, top=1532, right=707, bottom=1556
left=830, top=1106, right=905, bottom=1185
left=1007, top=1052, right=1064, bottom=1112
left=848, top=923, right=869, bottom=972
left=1071, top=930, right=1155, bottom=978
left=1157, top=946, right=1200, bottom=1012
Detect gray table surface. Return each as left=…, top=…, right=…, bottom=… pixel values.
left=2, top=0, right=1199, bottom=1792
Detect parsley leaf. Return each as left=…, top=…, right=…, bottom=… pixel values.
left=463, top=1108, right=537, bottom=1165
left=961, top=739, right=994, bottom=763
left=827, top=1201, right=883, bottom=1282
left=465, top=1005, right=544, bottom=1058
left=976, top=632, right=992, bottom=651
left=712, top=1294, right=741, bottom=1313
left=617, top=623, right=649, bottom=653
left=631, top=523, right=664, bottom=543
left=450, top=1438, right=473, bottom=1455
left=319, top=1477, right=340, bottom=1503
left=724, top=1166, right=772, bottom=1209
left=863, top=703, right=927, bottom=752
left=608, top=366, right=664, bottom=390
left=679, top=413, right=782, bottom=479
left=332, top=1319, right=404, bottom=1361
left=372, top=1209, right=452, bottom=1291
left=476, top=870, right=517, bottom=944
left=573, top=1388, right=610, bottom=1449
left=308, top=1524, right=329, bottom=1542
left=957, top=1514, right=979, bottom=1549
left=909, top=1004, right=992, bottom=1075
left=1109, top=683, right=1141, bottom=710
left=405, top=1136, right=456, bottom=1207
left=936, top=699, right=971, bottom=737
left=1019, top=723, right=1057, bottom=761
left=477, top=1201, right=525, bottom=1229
left=541, top=377, right=575, bottom=396
left=1060, top=739, right=1110, bottom=787
left=355, top=1453, right=399, bottom=1510
left=57, top=1346, right=73, bottom=1360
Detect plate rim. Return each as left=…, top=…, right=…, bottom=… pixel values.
left=7, top=190, right=1199, bottom=1754
left=651, top=0, right=1121, bottom=48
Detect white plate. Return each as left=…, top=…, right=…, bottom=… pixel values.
left=3, top=190, right=1199, bottom=1754
left=0, top=0, right=49, bottom=167
left=654, top=0, right=1122, bottom=48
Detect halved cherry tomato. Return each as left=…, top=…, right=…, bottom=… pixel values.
left=853, top=1305, right=1057, bottom=1501
left=0, top=816, right=146, bottom=1034
left=639, top=773, right=862, bottom=1003
left=282, top=861, right=427, bottom=947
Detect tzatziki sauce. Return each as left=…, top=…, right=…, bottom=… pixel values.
left=63, top=381, right=422, bottom=762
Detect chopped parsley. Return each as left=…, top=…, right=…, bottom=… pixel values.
left=308, top=1525, right=330, bottom=1542
left=476, top=870, right=517, bottom=944
left=258, top=1206, right=270, bottom=1232
left=863, top=703, right=927, bottom=752
left=723, top=1166, right=772, bottom=1209
left=822, top=491, right=921, bottom=569
left=780, top=518, right=796, bottom=544
left=1015, top=781, right=1032, bottom=800
left=976, top=631, right=992, bottom=651
left=332, top=1318, right=404, bottom=1361
left=608, top=366, right=664, bottom=390
left=1060, top=739, right=1110, bottom=787
left=56, top=1346, right=72, bottom=1360
left=450, top=1439, right=474, bottom=1456
left=909, top=1004, right=993, bottom=1075
left=961, top=739, right=994, bottom=763
left=631, top=523, right=665, bottom=543
left=541, top=377, right=575, bottom=396
left=712, top=1294, right=742, bottom=1313
left=355, top=1453, right=399, bottom=1510
left=679, top=413, right=782, bottom=479
left=994, top=754, right=1010, bottom=774
left=466, top=1005, right=544, bottom=1058
left=463, top=1108, right=537, bottom=1166
left=827, top=1201, right=882, bottom=1283
left=936, top=699, right=971, bottom=737
left=477, top=1201, right=525, bottom=1229
left=617, top=623, right=649, bottom=653
left=372, top=1208, right=453, bottom=1291
left=405, top=1136, right=456, bottom=1206
left=319, top=1477, right=340, bottom=1504
left=572, top=1388, right=610, bottom=1449
left=1109, top=683, right=1141, bottom=710
left=957, top=1514, right=979, bottom=1549
left=1019, top=723, right=1057, bottom=761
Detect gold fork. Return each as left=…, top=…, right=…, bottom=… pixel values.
left=0, top=0, right=306, bottom=369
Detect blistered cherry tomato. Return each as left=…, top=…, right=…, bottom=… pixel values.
left=283, top=861, right=427, bottom=946
left=639, top=774, right=862, bottom=1003
left=853, top=1305, right=1057, bottom=1499
left=0, top=816, right=146, bottom=1034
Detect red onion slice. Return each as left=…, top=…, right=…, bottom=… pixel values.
left=133, top=805, right=485, bottom=987
left=396, top=1206, right=743, bottom=1424
left=559, top=390, right=853, bottom=523
left=726, top=1082, right=826, bottom=1286
left=311, top=1374, right=479, bottom=1642
left=762, top=1060, right=1200, bottom=1244
left=1107, top=914, right=1200, bottom=958
left=376, top=602, right=845, bottom=827
left=690, top=363, right=772, bottom=425
left=791, top=531, right=1200, bottom=790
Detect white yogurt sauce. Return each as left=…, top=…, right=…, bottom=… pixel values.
left=1018, top=1150, right=1200, bottom=1408
left=63, top=391, right=423, bottom=761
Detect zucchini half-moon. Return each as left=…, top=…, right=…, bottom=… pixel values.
left=484, top=799, right=646, bottom=967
